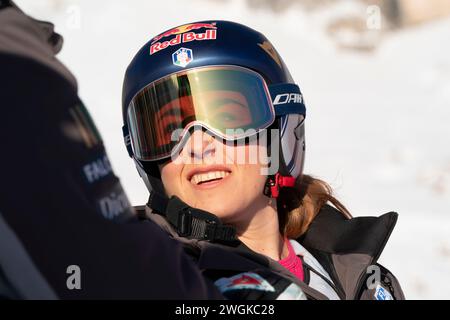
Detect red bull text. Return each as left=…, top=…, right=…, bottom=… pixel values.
left=150, top=23, right=217, bottom=55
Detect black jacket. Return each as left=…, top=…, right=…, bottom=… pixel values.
left=0, top=2, right=223, bottom=299
left=136, top=203, right=405, bottom=300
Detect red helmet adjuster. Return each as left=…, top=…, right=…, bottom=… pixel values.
left=267, top=173, right=296, bottom=198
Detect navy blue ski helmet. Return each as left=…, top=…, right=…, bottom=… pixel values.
left=122, top=20, right=306, bottom=194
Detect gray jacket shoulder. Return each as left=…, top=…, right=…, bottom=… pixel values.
left=0, top=4, right=77, bottom=88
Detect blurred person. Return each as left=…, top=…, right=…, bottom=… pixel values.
left=0, top=0, right=227, bottom=299
left=122, top=20, right=405, bottom=300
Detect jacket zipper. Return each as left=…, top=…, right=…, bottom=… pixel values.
left=379, top=264, right=396, bottom=298
left=353, top=264, right=397, bottom=300
left=353, top=214, right=398, bottom=299
left=382, top=277, right=395, bottom=296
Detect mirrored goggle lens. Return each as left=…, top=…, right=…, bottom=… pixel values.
left=127, top=66, right=275, bottom=161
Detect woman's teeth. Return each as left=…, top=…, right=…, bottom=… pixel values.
left=191, top=171, right=230, bottom=185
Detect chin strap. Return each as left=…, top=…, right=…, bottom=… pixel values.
left=264, top=173, right=296, bottom=198
left=147, top=191, right=239, bottom=245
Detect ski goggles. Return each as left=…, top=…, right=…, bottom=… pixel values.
left=124, top=65, right=305, bottom=161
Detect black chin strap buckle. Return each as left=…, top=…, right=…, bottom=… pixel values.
left=147, top=192, right=238, bottom=245
left=204, top=222, right=237, bottom=243
left=177, top=207, right=192, bottom=237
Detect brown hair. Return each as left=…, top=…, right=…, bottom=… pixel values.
left=277, top=174, right=352, bottom=239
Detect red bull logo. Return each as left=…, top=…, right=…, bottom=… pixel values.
left=150, top=22, right=217, bottom=55
left=152, top=22, right=217, bottom=43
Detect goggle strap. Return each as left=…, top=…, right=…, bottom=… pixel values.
left=122, top=125, right=133, bottom=158
left=268, top=83, right=306, bottom=116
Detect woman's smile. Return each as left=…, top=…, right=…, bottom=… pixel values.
left=186, top=165, right=233, bottom=190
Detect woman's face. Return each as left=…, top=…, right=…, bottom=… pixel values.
left=158, top=130, right=270, bottom=225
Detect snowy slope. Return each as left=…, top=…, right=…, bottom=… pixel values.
left=14, top=0, right=450, bottom=299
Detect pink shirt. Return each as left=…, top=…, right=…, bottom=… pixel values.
left=278, top=238, right=304, bottom=281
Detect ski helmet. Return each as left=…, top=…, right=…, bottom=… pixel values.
left=122, top=20, right=306, bottom=196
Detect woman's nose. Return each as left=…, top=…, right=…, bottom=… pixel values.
left=183, top=129, right=216, bottom=161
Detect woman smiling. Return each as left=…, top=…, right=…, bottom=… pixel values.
left=122, top=20, right=404, bottom=300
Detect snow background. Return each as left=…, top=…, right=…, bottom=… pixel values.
left=14, top=0, right=450, bottom=299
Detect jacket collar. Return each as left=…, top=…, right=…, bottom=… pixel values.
left=298, top=204, right=398, bottom=299
left=299, top=204, right=398, bottom=262
left=141, top=203, right=399, bottom=299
